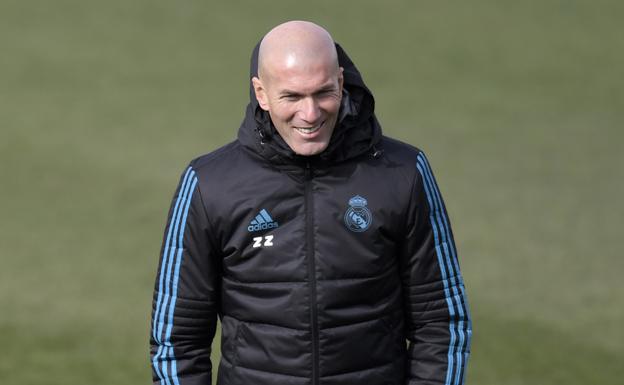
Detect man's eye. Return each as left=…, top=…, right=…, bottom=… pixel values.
left=317, top=90, right=336, bottom=98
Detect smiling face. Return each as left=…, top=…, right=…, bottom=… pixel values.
left=253, top=59, right=343, bottom=156
left=251, top=21, right=344, bottom=156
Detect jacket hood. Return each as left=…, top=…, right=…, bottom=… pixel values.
left=237, top=41, right=383, bottom=166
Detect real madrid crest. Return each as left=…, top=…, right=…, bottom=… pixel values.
left=344, top=195, right=372, bottom=232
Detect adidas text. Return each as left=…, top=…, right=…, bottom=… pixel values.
left=248, top=222, right=279, bottom=232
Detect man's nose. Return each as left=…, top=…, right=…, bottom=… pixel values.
left=299, top=97, right=321, bottom=123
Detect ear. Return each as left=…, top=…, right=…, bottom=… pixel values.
left=252, top=77, right=270, bottom=111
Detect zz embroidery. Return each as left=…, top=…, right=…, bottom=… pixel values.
left=252, top=235, right=274, bottom=248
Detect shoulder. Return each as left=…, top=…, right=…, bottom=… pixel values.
left=379, top=136, right=424, bottom=162
left=376, top=136, right=443, bottom=190
left=188, top=140, right=243, bottom=174
left=183, top=140, right=267, bottom=199
left=377, top=135, right=428, bottom=171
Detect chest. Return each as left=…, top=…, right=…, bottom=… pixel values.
left=204, top=162, right=411, bottom=282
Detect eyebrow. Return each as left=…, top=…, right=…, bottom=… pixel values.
left=279, top=84, right=337, bottom=97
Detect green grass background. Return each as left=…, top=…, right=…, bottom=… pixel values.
left=1, top=0, right=623, bottom=384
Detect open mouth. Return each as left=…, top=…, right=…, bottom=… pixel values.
left=295, top=121, right=324, bottom=135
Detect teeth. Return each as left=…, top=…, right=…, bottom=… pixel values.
left=295, top=123, right=321, bottom=134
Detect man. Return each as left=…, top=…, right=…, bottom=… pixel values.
left=150, top=21, right=471, bottom=385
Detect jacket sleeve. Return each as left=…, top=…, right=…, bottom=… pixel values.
left=399, top=152, right=472, bottom=385
left=150, top=165, right=220, bottom=385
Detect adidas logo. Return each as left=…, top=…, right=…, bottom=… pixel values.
left=247, top=209, right=279, bottom=232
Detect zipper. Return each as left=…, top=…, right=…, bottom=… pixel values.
left=304, top=162, right=319, bottom=385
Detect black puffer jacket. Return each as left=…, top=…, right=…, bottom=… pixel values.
left=150, top=42, right=471, bottom=385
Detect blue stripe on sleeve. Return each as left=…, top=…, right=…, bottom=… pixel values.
left=152, top=345, right=165, bottom=384
left=164, top=176, right=198, bottom=385
left=417, top=152, right=471, bottom=385
left=152, top=167, right=193, bottom=384
left=419, top=154, right=471, bottom=385
left=416, top=159, right=457, bottom=385
left=417, top=156, right=465, bottom=382
left=151, top=167, right=198, bottom=385
left=157, top=170, right=197, bottom=341
left=153, top=167, right=193, bottom=343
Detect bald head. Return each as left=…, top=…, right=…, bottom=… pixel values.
left=257, top=21, right=340, bottom=81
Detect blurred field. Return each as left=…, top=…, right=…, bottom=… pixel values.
left=1, top=0, right=623, bottom=384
